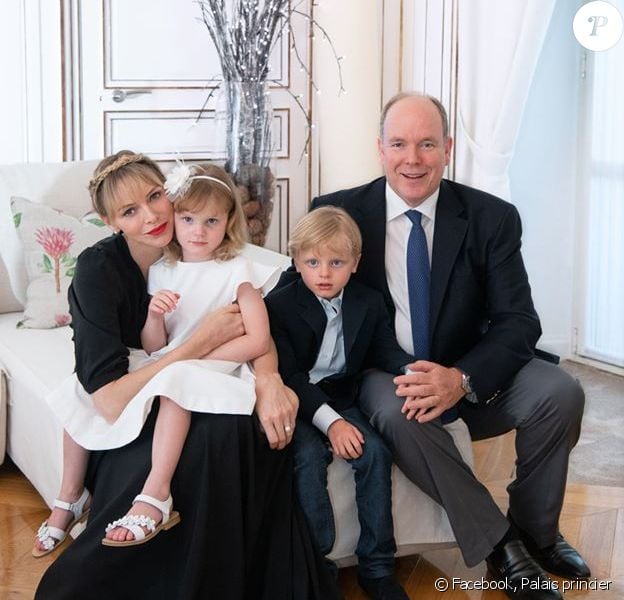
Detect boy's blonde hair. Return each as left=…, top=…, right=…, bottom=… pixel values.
left=288, top=206, right=362, bottom=259
left=88, top=150, right=165, bottom=217
left=165, top=164, right=248, bottom=262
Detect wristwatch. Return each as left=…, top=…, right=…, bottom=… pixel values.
left=459, top=371, right=478, bottom=404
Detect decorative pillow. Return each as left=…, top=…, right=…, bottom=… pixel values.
left=10, top=197, right=110, bottom=329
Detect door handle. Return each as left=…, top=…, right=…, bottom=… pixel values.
left=111, top=89, right=152, bottom=103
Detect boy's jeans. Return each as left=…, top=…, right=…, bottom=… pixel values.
left=292, top=406, right=396, bottom=578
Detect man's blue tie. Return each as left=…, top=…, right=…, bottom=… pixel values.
left=406, top=210, right=457, bottom=423
left=405, top=210, right=430, bottom=359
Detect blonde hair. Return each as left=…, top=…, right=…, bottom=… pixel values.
left=165, top=164, right=248, bottom=262
left=288, top=206, right=362, bottom=259
left=89, top=150, right=165, bottom=217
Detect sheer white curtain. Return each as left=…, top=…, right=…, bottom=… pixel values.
left=580, top=5, right=624, bottom=367
left=453, top=0, right=555, bottom=200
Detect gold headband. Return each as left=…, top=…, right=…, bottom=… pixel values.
left=88, top=153, right=146, bottom=197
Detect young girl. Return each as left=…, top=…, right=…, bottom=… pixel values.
left=35, top=162, right=281, bottom=554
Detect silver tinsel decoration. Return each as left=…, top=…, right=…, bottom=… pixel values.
left=197, top=0, right=344, bottom=245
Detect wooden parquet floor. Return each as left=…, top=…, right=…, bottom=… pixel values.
left=1, top=433, right=622, bottom=599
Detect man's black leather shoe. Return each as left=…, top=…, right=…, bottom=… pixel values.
left=357, top=574, right=409, bottom=600
left=486, top=540, right=563, bottom=599
left=520, top=532, right=591, bottom=580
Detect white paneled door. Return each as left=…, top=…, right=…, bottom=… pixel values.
left=69, top=0, right=313, bottom=252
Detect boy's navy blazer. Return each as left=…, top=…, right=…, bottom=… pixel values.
left=265, top=277, right=413, bottom=424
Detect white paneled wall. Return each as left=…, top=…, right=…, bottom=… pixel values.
left=312, top=0, right=383, bottom=194
left=0, top=1, right=63, bottom=164
left=380, top=0, right=457, bottom=175
left=309, top=0, right=457, bottom=196
left=0, top=1, right=28, bottom=164
left=401, top=0, right=456, bottom=119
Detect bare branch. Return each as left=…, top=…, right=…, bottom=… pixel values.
left=291, top=8, right=345, bottom=96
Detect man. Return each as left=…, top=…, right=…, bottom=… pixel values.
left=312, top=92, right=589, bottom=600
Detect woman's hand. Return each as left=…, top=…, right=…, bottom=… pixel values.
left=94, top=304, right=245, bottom=423
left=255, top=372, right=298, bottom=450
left=188, top=304, right=245, bottom=357
left=203, top=283, right=270, bottom=362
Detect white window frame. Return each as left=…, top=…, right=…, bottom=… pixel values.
left=573, top=46, right=624, bottom=375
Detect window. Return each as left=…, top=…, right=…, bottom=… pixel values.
left=577, top=5, right=624, bottom=367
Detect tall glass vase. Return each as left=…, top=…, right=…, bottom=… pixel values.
left=217, top=80, right=275, bottom=246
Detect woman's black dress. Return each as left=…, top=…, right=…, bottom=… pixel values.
left=35, top=234, right=339, bottom=600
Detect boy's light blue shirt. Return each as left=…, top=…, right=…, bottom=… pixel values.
left=308, top=291, right=347, bottom=435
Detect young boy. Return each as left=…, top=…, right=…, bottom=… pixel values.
left=265, top=206, right=413, bottom=600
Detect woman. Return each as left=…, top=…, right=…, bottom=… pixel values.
left=35, top=151, right=339, bottom=600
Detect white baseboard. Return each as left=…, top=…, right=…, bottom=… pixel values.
left=537, top=336, right=571, bottom=360
left=567, top=356, right=624, bottom=377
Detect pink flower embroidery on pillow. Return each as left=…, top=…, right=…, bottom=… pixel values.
left=34, top=227, right=75, bottom=293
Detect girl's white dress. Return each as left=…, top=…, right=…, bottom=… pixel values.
left=47, top=255, right=282, bottom=450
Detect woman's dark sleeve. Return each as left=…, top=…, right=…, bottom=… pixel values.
left=68, top=246, right=130, bottom=393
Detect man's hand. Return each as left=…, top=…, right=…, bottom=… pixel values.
left=401, top=396, right=424, bottom=421
left=255, top=372, right=298, bottom=450
left=394, top=361, right=464, bottom=423
left=327, top=419, right=365, bottom=460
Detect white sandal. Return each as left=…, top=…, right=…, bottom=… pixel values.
left=32, top=488, right=91, bottom=558
left=101, top=493, right=180, bottom=547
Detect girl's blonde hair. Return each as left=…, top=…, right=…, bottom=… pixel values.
left=288, top=206, right=362, bottom=259
left=88, top=150, right=165, bottom=217
left=165, top=164, right=248, bottom=262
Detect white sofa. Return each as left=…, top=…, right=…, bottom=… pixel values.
left=0, top=159, right=474, bottom=565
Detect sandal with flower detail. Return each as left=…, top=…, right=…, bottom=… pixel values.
left=101, top=493, right=180, bottom=547
left=32, top=488, right=91, bottom=558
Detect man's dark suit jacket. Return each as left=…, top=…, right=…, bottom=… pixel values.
left=265, top=277, right=413, bottom=425
left=312, top=177, right=542, bottom=403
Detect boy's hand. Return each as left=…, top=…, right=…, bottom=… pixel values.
left=327, top=419, right=365, bottom=460
left=149, top=290, right=180, bottom=316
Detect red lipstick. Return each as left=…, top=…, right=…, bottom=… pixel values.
left=147, top=223, right=167, bottom=236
